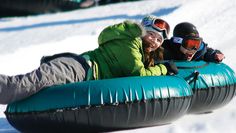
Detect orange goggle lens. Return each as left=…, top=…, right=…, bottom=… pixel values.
left=183, top=38, right=202, bottom=50
left=152, top=19, right=170, bottom=38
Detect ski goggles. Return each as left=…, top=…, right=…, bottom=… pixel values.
left=152, top=18, right=170, bottom=39
left=142, top=17, right=170, bottom=39
left=173, top=36, right=203, bottom=50
left=183, top=37, right=202, bottom=50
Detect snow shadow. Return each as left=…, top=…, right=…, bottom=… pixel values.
left=0, top=6, right=179, bottom=32
left=0, top=118, right=18, bottom=133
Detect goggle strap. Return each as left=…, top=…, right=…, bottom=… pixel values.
left=197, top=43, right=204, bottom=51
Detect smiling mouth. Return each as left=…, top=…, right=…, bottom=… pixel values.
left=186, top=53, right=193, bottom=58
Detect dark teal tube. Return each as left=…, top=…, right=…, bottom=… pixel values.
left=7, top=76, right=191, bottom=113
left=175, top=61, right=236, bottom=113
left=5, top=76, right=192, bottom=132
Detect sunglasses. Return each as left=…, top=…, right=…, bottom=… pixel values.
left=182, top=37, right=202, bottom=50
left=152, top=19, right=170, bottom=39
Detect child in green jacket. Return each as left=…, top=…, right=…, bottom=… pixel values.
left=0, top=15, right=177, bottom=104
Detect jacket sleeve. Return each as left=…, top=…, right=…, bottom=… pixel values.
left=202, top=42, right=223, bottom=62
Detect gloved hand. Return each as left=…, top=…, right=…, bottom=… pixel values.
left=164, top=60, right=178, bottom=75
left=214, top=52, right=225, bottom=63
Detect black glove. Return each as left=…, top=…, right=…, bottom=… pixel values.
left=164, top=61, right=178, bottom=75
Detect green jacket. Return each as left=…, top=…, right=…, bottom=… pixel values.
left=82, top=21, right=167, bottom=80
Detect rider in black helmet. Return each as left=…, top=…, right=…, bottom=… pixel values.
left=162, top=22, right=225, bottom=62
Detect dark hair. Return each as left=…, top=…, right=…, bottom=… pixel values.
left=144, top=47, right=164, bottom=67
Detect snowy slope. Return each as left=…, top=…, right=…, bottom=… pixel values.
left=0, top=0, right=236, bottom=132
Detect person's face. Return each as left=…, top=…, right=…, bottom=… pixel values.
left=180, top=46, right=197, bottom=61
left=142, top=31, right=163, bottom=53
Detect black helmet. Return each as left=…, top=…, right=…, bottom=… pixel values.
left=173, top=22, right=199, bottom=38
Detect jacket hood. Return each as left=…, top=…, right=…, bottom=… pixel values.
left=98, top=20, right=145, bottom=45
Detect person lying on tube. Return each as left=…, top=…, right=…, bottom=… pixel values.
left=162, top=22, right=225, bottom=62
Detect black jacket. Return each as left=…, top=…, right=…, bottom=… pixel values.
left=162, top=38, right=222, bottom=62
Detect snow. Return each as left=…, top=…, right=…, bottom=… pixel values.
left=0, top=0, right=236, bottom=132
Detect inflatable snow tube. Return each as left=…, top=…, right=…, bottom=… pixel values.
left=176, top=61, right=236, bottom=114
left=0, top=0, right=83, bottom=17
left=5, top=76, right=192, bottom=133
